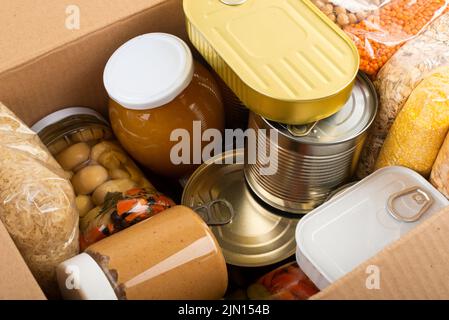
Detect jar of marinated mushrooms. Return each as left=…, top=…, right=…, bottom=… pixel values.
left=32, top=107, right=174, bottom=249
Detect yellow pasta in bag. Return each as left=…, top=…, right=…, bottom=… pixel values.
left=375, top=67, right=449, bottom=177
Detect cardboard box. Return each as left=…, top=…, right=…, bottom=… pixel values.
left=0, top=0, right=448, bottom=300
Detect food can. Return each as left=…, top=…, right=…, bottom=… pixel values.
left=182, top=149, right=298, bottom=267
left=245, top=73, right=377, bottom=214
left=215, top=74, right=249, bottom=130
left=296, top=166, right=449, bottom=290
left=183, top=0, right=359, bottom=125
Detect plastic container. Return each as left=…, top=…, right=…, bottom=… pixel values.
left=104, top=33, right=224, bottom=179
left=184, top=0, right=359, bottom=125
left=32, top=107, right=174, bottom=249
left=57, top=206, right=228, bottom=300
left=295, top=166, right=449, bottom=290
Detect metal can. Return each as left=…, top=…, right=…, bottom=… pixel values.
left=182, top=149, right=298, bottom=267
left=244, top=73, right=378, bottom=214
left=184, top=0, right=359, bottom=125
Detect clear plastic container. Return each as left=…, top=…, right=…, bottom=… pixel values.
left=32, top=107, right=174, bottom=249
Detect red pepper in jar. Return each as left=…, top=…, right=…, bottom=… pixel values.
left=247, top=262, right=319, bottom=300
left=80, top=188, right=175, bottom=250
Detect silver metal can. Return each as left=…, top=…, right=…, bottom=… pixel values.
left=244, top=73, right=378, bottom=214
left=182, top=149, right=298, bottom=267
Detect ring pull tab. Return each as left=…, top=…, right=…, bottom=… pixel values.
left=194, top=199, right=234, bottom=226
left=287, top=121, right=319, bottom=137
left=387, top=187, right=434, bottom=223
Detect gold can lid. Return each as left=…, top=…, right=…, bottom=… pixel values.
left=184, top=0, right=359, bottom=124
left=182, top=149, right=298, bottom=267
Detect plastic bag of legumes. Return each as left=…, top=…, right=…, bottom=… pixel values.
left=312, top=0, right=449, bottom=76
left=357, top=12, right=449, bottom=178
left=375, top=66, right=449, bottom=177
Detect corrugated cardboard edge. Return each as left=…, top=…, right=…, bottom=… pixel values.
left=0, top=220, right=46, bottom=300
left=0, top=0, right=187, bottom=126
left=312, top=206, right=449, bottom=300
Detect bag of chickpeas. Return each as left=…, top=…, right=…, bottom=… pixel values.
left=311, top=0, right=449, bottom=76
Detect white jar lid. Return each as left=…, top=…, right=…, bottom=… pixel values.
left=57, top=253, right=118, bottom=300
left=31, top=107, right=108, bottom=134
left=103, top=33, right=194, bottom=110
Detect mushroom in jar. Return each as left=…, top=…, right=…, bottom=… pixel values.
left=71, top=165, right=109, bottom=195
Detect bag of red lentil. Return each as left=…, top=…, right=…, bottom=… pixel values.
left=311, top=0, right=449, bottom=76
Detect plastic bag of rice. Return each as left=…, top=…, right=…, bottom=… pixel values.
left=0, top=103, right=79, bottom=298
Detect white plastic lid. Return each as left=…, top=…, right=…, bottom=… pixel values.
left=296, top=166, right=449, bottom=290
left=103, top=33, right=194, bottom=110
left=31, top=107, right=108, bottom=134
left=57, top=253, right=118, bottom=300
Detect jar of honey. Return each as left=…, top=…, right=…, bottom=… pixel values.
left=104, top=33, right=224, bottom=178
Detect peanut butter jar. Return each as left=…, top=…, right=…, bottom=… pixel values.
left=56, top=206, right=228, bottom=300
left=104, top=33, right=224, bottom=179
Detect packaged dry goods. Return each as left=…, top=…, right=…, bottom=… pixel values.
left=312, top=0, right=388, bottom=28
left=57, top=206, right=228, bottom=300
left=247, top=262, right=319, bottom=300
left=31, top=107, right=175, bottom=249
left=431, top=133, right=449, bottom=198
left=105, top=33, right=224, bottom=179
left=375, top=67, right=449, bottom=176
left=358, top=12, right=449, bottom=178
left=341, top=0, right=449, bottom=76
left=0, top=103, right=79, bottom=297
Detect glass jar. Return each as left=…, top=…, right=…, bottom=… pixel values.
left=104, top=33, right=225, bottom=179
left=57, top=206, right=228, bottom=300
left=32, top=107, right=175, bottom=249
left=247, top=262, right=319, bottom=300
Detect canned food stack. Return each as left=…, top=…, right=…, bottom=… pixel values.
left=184, top=0, right=375, bottom=215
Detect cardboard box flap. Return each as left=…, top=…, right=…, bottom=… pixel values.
left=0, top=0, right=186, bottom=127
left=0, top=218, right=46, bottom=300
left=313, top=206, right=449, bottom=300
left=0, top=0, right=168, bottom=74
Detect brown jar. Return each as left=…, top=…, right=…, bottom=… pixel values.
left=104, top=33, right=224, bottom=178
left=57, top=206, right=228, bottom=300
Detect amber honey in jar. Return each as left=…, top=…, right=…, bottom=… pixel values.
left=32, top=107, right=174, bottom=249
left=104, top=33, right=225, bottom=179
left=57, top=206, right=228, bottom=300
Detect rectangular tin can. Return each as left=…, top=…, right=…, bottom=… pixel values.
left=184, top=0, right=360, bottom=125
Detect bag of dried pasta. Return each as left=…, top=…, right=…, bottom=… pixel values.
left=0, top=103, right=79, bottom=298
left=357, top=12, right=449, bottom=178
left=375, top=67, right=449, bottom=176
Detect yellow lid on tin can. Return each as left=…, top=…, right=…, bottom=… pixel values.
left=184, top=0, right=359, bottom=125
